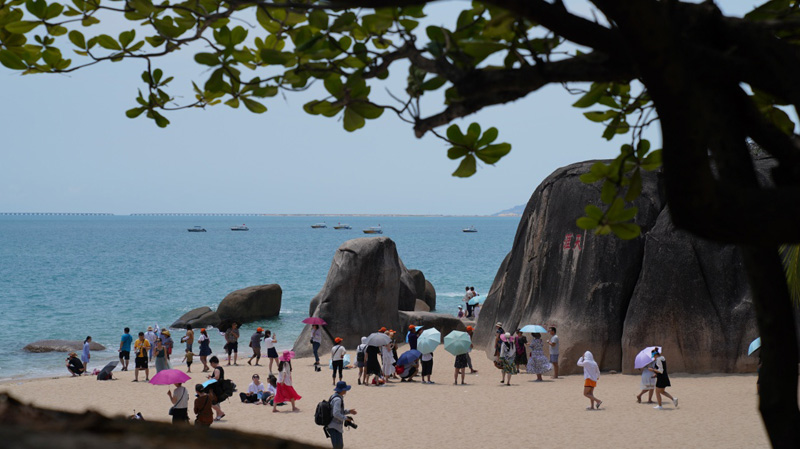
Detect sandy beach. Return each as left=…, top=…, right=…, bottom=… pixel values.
left=0, top=347, right=771, bottom=449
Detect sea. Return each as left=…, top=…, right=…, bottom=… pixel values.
left=0, top=215, right=519, bottom=380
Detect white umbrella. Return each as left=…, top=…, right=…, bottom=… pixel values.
left=634, top=346, right=661, bottom=369
left=365, top=332, right=391, bottom=347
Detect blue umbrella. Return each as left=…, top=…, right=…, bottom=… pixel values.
left=519, top=324, right=548, bottom=334
left=397, top=349, right=422, bottom=367
left=468, top=297, right=482, bottom=305
left=444, top=330, right=472, bottom=356
left=405, top=325, right=424, bottom=343
left=417, top=328, right=441, bottom=354
left=201, top=379, right=217, bottom=389
left=748, top=337, right=761, bottom=356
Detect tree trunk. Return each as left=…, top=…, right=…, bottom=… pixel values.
left=742, top=247, right=800, bottom=448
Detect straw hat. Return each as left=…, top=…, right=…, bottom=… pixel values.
left=68, top=352, right=77, bottom=357
left=161, top=330, right=170, bottom=336
left=495, top=322, right=502, bottom=327
left=147, top=326, right=153, bottom=331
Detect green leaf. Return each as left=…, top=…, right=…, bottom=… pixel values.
left=67, top=30, right=86, bottom=49
left=459, top=41, right=505, bottom=64
left=399, top=19, right=418, bottom=31
left=573, top=82, right=608, bottom=108
left=465, top=123, right=481, bottom=146
left=635, top=140, right=651, bottom=158
left=151, top=111, right=170, bottom=128
left=585, top=204, right=604, bottom=220
left=583, top=110, right=614, bottom=123
left=447, top=147, right=469, bottom=160
left=420, top=76, right=445, bottom=91
left=447, top=124, right=465, bottom=145
left=625, top=169, right=642, bottom=202
left=0, top=50, right=27, bottom=69
left=309, top=9, right=328, bottom=30
left=260, top=48, right=292, bottom=65
left=44, top=3, right=64, bottom=20
left=610, top=222, right=641, bottom=240
left=242, top=97, right=266, bottom=113
left=97, top=34, right=121, bottom=51
left=119, top=30, right=135, bottom=48
left=580, top=172, right=600, bottom=184
left=577, top=216, right=599, bottom=230
left=452, top=154, right=477, bottom=178
left=6, top=20, right=40, bottom=34
left=26, top=0, right=46, bottom=19
left=601, top=180, right=617, bottom=204
left=81, top=15, right=100, bottom=27
left=477, top=128, right=498, bottom=147
left=641, top=149, right=662, bottom=171
left=475, top=143, right=511, bottom=164
left=348, top=102, right=383, bottom=120
left=343, top=106, right=365, bottom=131
left=48, top=25, right=67, bottom=36
left=125, top=107, right=145, bottom=118
left=324, top=76, right=343, bottom=97
left=194, top=52, right=218, bottom=66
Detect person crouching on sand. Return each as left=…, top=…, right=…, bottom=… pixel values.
left=577, top=351, right=602, bottom=410
left=273, top=350, right=301, bottom=412
left=66, top=352, right=85, bottom=376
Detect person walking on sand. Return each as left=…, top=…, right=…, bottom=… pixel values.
left=181, top=324, right=194, bottom=352
left=119, top=327, right=133, bottom=371
left=133, top=332, right=150, bottom=382
left=167, top=382, right=189, bottom=424
left=547, top=327, right=560, bottom=379
left=328, top=381, right=357, bottom=449
left=273, top=351, right=301, bottom=412
left=454, top=330, right=472, bottom=385
left=465, top=326, right=478, bottom=373
left=407, top=325, right=419, bottom=351
left=493, top=322, right=505, bottom=359
left=198, top=328, right=212, bottom=372
left=499, top=332, right=518, bottom=385
left=637, top=358, right=657, bottom=403
left=145, top=326, right=158, bottom=359
left=311, top=325, right=323, bottom=366
left=356, top=337, right=367, bottom=385
left=264, top=330, right=279, bottom=373
left=193, top=384, right=213, bottom=427
left=154, top=338, right=170, bottom=373
left=248, top=327, right=264, bottom=366
left=364, top=339, right=382, bottom=386
left=649, top=348, right=678, bottom=410
left=81, top=336, right=92, bottom=371
left=208, top=356, right=226, bottom=421
left=526, top=333, right=552, bottom=381
left=331, top=337, right=346, bottom=386
left=224, top=322, right=240, bottom=366
left=514, top=330, right=528, bottom=372
left=577, top=351, right=602, bottom=410
left=182, top=349, right=196, bottom=373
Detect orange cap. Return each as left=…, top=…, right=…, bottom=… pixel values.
left=408, top=325, right=415, bottom=331
left=334, top=337, right=343, bottom=343
left=256, top=327, right=263, bottom=332
left=466, top=326, right=474, bottom=332
left=379, top=327, right=387, bottom=332
left=200, top=328, right=206, bottom=332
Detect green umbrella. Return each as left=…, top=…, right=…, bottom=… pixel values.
left=417, top=328, right=441, bottom=354
left=443, top=330, right=472, bottom=356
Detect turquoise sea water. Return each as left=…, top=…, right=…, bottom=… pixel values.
left=0, top=215, right=519, bottom=380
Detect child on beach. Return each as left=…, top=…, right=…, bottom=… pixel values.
left=273, top=351, right=301, bottom=412
left=182, top=350, right=196, bottom=373
left=457, top=306, right=464, bottom=318
left=421, top=352, right=434, bottom=384
left=194, top=384, right=213, bottom=427
left=577, top=351, right=602, bottom=410
left=264, top=374, right=277, bottom=405
left=356, top=337, right=367, bottom=385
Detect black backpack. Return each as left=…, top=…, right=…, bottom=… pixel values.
left=314, top=394, right=337, bottom=427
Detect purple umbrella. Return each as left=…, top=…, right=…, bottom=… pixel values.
left=149, top=369, right=191, bottom=385
left=302, top=317, right=328, bottom=326
left=634, top=346, right=662, bottom=369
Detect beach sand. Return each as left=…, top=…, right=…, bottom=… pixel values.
left=0, top=347, right=772, bottom=448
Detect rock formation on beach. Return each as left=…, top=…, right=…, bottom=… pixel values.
left=474, top=156, right=791, bottom=375
left=170, top=284, right=282, bottom=329
left=23, top=340, right=106, bottom=353
left=292, top=237, right=448, bottom=356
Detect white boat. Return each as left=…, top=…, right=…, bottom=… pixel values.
left=362, top=225, right=382, bottom=234
left=462, top=226, right=478, bottom=233
left=231, top=224, right=249, bottom=231
left=188, top=226, right=206, bottom=232
left=333, top=223, right=352, bottom=230
left=311, top=222, right=327, bottom=229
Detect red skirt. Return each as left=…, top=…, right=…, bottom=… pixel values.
left=274, top=383, right=301, bottom=403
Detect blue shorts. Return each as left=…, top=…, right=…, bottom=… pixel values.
left=550, top=354, right=559, bottom=364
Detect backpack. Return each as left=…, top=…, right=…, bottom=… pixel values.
left=314, top=394, right=337, bottom=427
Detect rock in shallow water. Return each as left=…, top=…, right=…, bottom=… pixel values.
left=23, top=340, right=106, bottom=353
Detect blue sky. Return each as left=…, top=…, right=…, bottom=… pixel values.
left=0, top=1, right=752, bottom=215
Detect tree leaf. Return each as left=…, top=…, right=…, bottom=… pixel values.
left=6, top=20, right=40, bottom=34
left=446, top=124, right=465, bottom=145
left=0, top=50, right=27, bottom=70
left=194, top=52, right=218, bottom=66
left=447, top=146, right=469, bottom=160
left=343, top=106, right=365, bottom=131
left=309, top=9, right=328, bottom=30
left=601, top=180, right=617, bottom=204
left=125, top=107, right=145, bottom=118
left=476, top=127, right=498, bottom=147
left=475, top=143, right=511, bottom=164
left=97, top=34, right=121, bottom=51
left=452, top=154, right=477, bottom=177
left=242, top=97, right=266, bottom=113
left=573, top=82, right=608, bottom=108
left=625, top=169, right=642, bottom=202
left=585, top=204, right=604, bottom=220
left=577, top=216, right=599, bottom=230
left=610, top=222, right=641, bottom=240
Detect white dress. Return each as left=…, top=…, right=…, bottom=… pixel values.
left=381, top=345, right=395, bottom=377
left=640, top=360, right=656, bottom=390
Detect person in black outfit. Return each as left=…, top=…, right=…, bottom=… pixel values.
left=364, top=344, right=382, bottom=385
left=648, top=348, right=678, bottom=409
left=208, top=356, right=226, bottom=420
left=66, top=352, right=84, bottom=376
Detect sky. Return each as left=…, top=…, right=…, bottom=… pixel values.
left=0, top=1, right=754, bottom=215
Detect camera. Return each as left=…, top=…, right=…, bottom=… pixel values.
left=344, top=416, right=357, bottom=429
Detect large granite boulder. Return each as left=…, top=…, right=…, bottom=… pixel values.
left=216, top=284, right=282, bottom=324
left=424, top=280, right=437, bottom=311
left=475, top=156, right=794, bottom=374
left=170, top=307, right=220, bottom=329
left=414, top=299, right=431, bottom=312
left=292, top=237, right=417, bottom=357
left=24, top=340, right=106, bottom=353
left=398, top=311, right=467, bottom=345
left=408, top=269, right=426, bottom=299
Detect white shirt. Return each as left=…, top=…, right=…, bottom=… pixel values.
left=264, top=336, right=275, bottom=349
left=421, top=353, right=432, bottom=362
left=266, top=384, right=277, bottom=395
left=311, top=328, right=322, bottom=343
left=248, top=382, right=266, bottom=395
left=331, top=345, right=345, bottom=361
left=278, top=368, right=293, bottom=386
left=172, top=386, right=189, bottom=409
left=550, top=335, right=559, bottom=355
left=145, top=331, right=157, bottom=344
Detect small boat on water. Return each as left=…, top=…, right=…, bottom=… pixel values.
left=231, top=224, right=249, bottom=231
left=462, top=226, right=478, bottom=233
left=311, top=222, right=327, bottom=229
left=362, top=225, right=382, bottom=234
left=188, top=226, right=207, bottom=232
left=333, top=223, right=352, bottom=230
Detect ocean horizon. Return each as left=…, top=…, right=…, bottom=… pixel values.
left=0, top=215, right=519, bottom=380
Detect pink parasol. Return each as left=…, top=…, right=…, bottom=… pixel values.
left=302, top=317, right=328, bottom=326
left=149, top=369, right=191, bottom=385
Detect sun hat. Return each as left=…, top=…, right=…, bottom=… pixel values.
left=334, top=381, right=352, bottom=393
left=334, top=337, right=343, bottom=344
left=379, top=327, right=387, bottom=332
left=279, top=350, right=295, bottom=362
left=495, top=322, right=502, bottom=327
left=257, top=327, right=263, bottom=332
left=147, top=326, right=153, bottom=331
left=69, top=352, right=77, bottom=357
left=161, top=330, right=170, bottom=336
left=458, top=305, right=463, bottom=309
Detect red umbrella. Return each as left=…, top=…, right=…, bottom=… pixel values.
left=302, top=317, right=327, bottom=326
